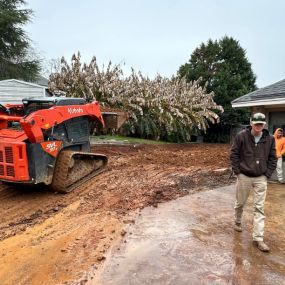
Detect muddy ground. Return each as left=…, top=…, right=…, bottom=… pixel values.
left=0, top=143, right=232, bottom=285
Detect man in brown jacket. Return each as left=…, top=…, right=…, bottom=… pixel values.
left=230, top=113, right=277, bottom=252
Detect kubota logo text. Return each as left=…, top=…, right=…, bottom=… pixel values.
left=68, top=107, right=83, bottom=114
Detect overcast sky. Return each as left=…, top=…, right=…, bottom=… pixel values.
left=25, top=0, right=285, bottom=88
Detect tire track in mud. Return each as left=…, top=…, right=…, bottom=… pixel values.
left=0, top=185, right=65, bottom=240
left=0, top=152, right=138, bottom=240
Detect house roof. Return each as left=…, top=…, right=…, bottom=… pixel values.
left=0, top=76, right=49, bottom=88
left=32, top=75, right=49, bottom=87
left=232, top=78, right=285, bottom=107
left=0, top=79, right=47, bottom=89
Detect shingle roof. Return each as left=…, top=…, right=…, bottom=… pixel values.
left=31, top=75, right=49, bottom=87
left=0, top=79, right=46, bottom=89
left=232, top=78, right=285, bottom=107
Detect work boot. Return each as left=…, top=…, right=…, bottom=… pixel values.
left=234, top=223, right=242, bottom=232
left=253, top=241, right=270, bottom=252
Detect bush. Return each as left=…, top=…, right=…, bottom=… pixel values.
left=49, top=52, right=223, bottom=142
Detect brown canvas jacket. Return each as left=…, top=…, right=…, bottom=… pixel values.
left=230, top=127, right=277, bottom=178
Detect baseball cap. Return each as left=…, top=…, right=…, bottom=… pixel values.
left=251, top=112, right=266, bottom=125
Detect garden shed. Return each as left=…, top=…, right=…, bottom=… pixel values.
left=0, top=78, right=51, bottom=105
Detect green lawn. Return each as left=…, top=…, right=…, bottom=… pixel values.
left=91, top=135, right=168, bottom=145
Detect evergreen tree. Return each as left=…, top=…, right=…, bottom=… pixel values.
left=0, top=0, right=40, bottom=81
left=178, top=36, right=256, bottom=142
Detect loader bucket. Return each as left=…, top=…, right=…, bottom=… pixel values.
left=102, top=111, right=128, bottom=129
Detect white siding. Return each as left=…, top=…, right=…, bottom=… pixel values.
left=0, top=79, right=46, bottom=105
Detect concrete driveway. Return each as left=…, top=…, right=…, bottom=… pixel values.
left=94, top=184, right=285, bottom=285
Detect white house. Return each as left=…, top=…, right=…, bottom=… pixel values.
left=0, top=79, right=51, bottom=105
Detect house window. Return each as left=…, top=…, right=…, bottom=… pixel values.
left=269, top=111, right=285, bottom=134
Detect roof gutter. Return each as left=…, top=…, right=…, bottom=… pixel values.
left=232, top=99, right=285, bottom=108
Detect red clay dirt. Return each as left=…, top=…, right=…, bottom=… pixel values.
left=0, top=143, right=231, bottom=285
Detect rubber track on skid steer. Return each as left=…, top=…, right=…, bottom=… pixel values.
left=50, top=151, right=107, bottom=193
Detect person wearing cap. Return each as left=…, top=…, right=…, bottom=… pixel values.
left=273, top=128, right=285, bottom=183
left=230, top=112, right=277, bottom=252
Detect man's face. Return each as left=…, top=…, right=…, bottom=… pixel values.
left=251, top=123, right=265, bottom=135
left=277, top=130, right=283, bottom=138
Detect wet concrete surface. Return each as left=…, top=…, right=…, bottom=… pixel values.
left=94, top=184, right=285, bottom=285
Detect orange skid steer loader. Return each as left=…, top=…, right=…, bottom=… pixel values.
left=0, top=97, right=113, bottom=193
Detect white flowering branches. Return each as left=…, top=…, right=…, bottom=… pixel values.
left=49, top=52, right=223, bottom=142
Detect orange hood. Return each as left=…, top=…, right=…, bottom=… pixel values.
left=274, top=128, right=284, bottom=139
left=274, top=128, right=285, bottom=157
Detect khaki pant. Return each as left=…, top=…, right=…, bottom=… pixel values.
left=234, top=173, right=267, bottom=241
left=276, top=157, right=283, bottom=182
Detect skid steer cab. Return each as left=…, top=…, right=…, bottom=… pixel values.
left=0, top=97, right=109, bottom=193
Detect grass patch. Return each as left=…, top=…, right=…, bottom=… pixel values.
left=91, top=135, right=168, bottom=145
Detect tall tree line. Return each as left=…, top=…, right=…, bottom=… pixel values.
left=0, top=0, right=40, bottom=81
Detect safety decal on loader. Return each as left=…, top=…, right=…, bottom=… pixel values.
left=40, top=141, right=62, bottom=157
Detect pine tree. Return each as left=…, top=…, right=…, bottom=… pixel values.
left=0, top=0, right=40, bottom=80
left=178, top=36, right=257, bottom=142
